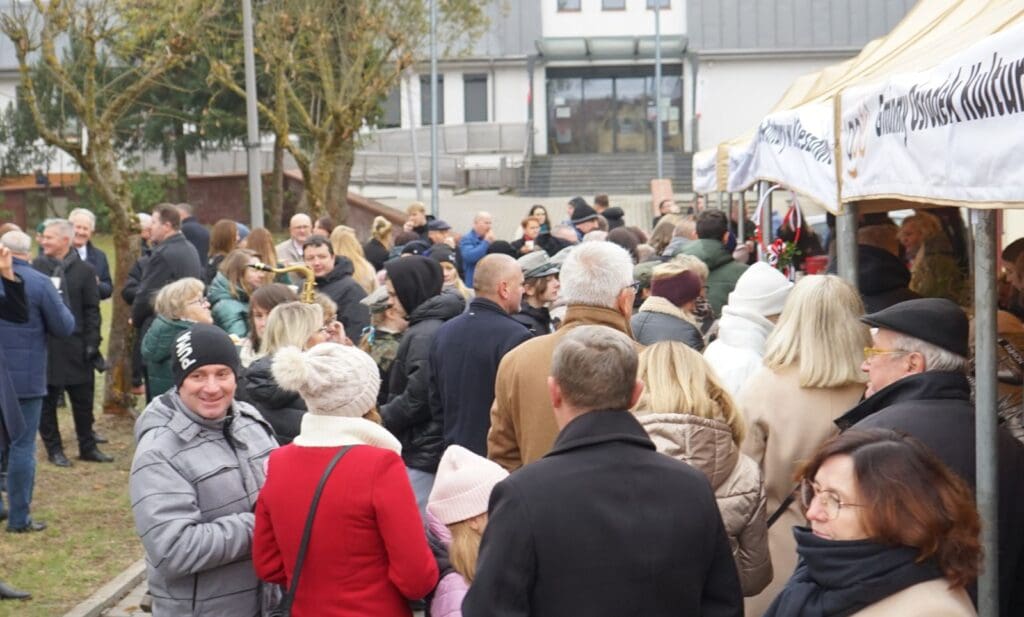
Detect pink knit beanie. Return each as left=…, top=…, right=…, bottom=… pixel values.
left=427, top=445, right=509, bottom=525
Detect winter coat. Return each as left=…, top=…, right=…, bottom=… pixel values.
left=363, top=238, right=390, bottom=272
left=837, top=371, right=1024, bottom=617
left=464, top=410, right=743, bottom=617
left=236, top=354, right=306, bottom=445
left=1, top=275, right=29, bottom=447
left=533, top=232, right=573, bottom=258
left=851, top=579, right=976, bottom=617
left=207, top=273, right=251, bottom=338
left=426, top=512, right=469, bottom=617
left=34, top=252, right=101, bottom=386
left=380, top=293, right=465, bottom=472
left=203, top=254, right=225, bottom=286
left=630, top=295, right=705, bottom=350
left=253, top=414, right=437, bottom=617
left=677, top=239, right=749, bottom=317
left=315, top=256, right=370, bottom=342
left=180, top=216, right=210, bottom=267
left=82, top=241, right=113, bottom=300
left=703, top=306, right=775, bottom=397
left=739, top=365, right=866, bottom=617
left=131, top=233, right=203, bottom=329
left=857, top=244, right=920, bottom=313
left=129, top=390, right=277, bottom=617
left=0, top=258, right=75, bottom=398
left=140, top=316, right=194, bottom=399
left=429, top=298, right=531, bottom=456
left=512, top=303, right=553, bottom=337
left=458, top=230, right=489, bottom=287
left=489, top=305, right=637, bottom=471
left=120, top=240, right=151, bottom=306
left=636, top=412, right=770, bottom=596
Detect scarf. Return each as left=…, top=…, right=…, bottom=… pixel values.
left=763, top=527, right=943, bottom=617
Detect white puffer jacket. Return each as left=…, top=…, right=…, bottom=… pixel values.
left=703, top=305, right=775, bottom=396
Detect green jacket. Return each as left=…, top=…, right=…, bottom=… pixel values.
left=676, top=239, right=748, bottom=317
left=141, top=315, right=194, bottom=398
left=207, top=273, right=250, bottom=338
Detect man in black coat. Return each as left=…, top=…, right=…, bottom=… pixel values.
left=176, top=202, right=209, bottom=267
left=302, top=235, right=370, bottom=342
left=464, top=325, right=743, bottom=617
left=33, top=219, right=112, bottom=465
left=836, top=298, right=1024, bottom=617
left=429, top=254, right=530, bottom=456
left=68, top=208, right=113, bottom=300
left=131, top=205, right=203, bottom=336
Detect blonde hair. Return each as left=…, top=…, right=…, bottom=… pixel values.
left=262, top=302, right=323, bottom=355
left=762, top=275, right=869, bottom=388
left=633, top=342, right=745, bottom=445
left=371, top=216, right=393, bottom=246
left=442, top=262, right=473, bottom=300
left=153, top=277, right=205, bottom=320
left=649, top=214, right=682, bottom=254
left=407, top=202, right=427, bottom=215
left=330, top=227, right=378, bottom=294
left=311, top=292, right=338, bottom=324
left=901, top=212, right=943, bottom=241
left=447, top=519, right=483, bottom=583
left=669, top=254, right=710, bottom=282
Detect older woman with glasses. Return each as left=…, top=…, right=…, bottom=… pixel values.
left=764, top=429, right=980, bottom=617
left=141, top=277, right=213, bottom=399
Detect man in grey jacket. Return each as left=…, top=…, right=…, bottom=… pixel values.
left=130, top=324, right=277, bottom=616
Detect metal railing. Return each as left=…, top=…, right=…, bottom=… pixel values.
left=358, top=122, right=528, bottom=155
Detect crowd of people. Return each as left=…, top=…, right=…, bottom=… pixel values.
left=0, top=194, right=1021, bottom=617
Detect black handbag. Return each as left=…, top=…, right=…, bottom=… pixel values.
left=268, top=445, right=353, bottom=617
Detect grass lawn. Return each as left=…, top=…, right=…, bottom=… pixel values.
left=0, top=233, right=144, bottom=616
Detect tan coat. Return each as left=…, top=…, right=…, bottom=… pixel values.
left=636, top=412, right=771, bottom=596
left=739, top=365, right=865, bottom=616
left=851, top=579, right=976, bottom=617
left=487, top=305, right=635, bottom=471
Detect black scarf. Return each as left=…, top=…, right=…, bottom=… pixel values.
left=763, top=527, right=943, bottom=617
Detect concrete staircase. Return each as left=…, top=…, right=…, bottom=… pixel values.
left=518, top=152, right=692, bottom=197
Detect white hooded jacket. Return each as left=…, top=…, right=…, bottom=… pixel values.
left=703, top=305, right=775, bottom=397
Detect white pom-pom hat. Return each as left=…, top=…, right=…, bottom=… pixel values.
left=272, top=343, right=380, bottom=418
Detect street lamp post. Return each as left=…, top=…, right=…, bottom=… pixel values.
left=654, top=2, right=664, bottom=179
left=429, top=0, right=440, bottom=218
left=242, top=0, right=264, bottom=228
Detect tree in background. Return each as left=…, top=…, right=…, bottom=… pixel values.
left=1, top=0, right=214, bottom=414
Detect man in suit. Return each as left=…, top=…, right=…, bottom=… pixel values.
left=176, top=203, right=209, bottom=267
left=0, top=230, right=75, bottom=532
left=68, top=208, right=113, bottom=300
left=33, top=219, right=111, bottom=465
left=465, top=325, right=743, bottom=617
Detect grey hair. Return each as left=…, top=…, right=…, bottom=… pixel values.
left=582, top=230, right=608, bottom=243
left=43, top=218, right=74, bottom=240
left=137, top=212, right=152, bottom=227
left=176, top=202, right=195, bottom=216
left=551, top=325, right=638, bottom=411
left=1, top=230, right=32, bottom=254
left=559, top=241, right=634, bottom=309
left=474, top=211, right=492, bottom=222
left=68, top=208, right=96, bottom=229
left=153, top=277, right=206, bottom=320
left=889, top=332, right=968, bottom=373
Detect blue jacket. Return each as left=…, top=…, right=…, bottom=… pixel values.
left=0, top=258, right=75, bottom=398
left=1, top=275, right=28, bottom=445
left=83, top=241, right=113, bottom=300
left=428, top=297, right=531, bottom=456
left=458, top=230, right=490, bottom=287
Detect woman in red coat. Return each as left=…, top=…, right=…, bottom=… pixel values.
left=253, top=342, right=438, bottom=616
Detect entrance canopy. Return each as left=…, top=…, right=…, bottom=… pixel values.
left=536, top=35, right=687, bottom=61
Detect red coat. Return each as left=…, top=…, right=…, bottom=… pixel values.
left=254, top=444, right=438, bottom=617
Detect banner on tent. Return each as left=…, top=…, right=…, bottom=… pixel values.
left=692, top=150, right=717, bottom=194
left=841, top=23, right=1024, bottom=204
left=747, top=102, right=838, bottom=211
left=726, top=140, right=754, bottom=193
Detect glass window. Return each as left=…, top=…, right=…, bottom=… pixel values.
left=647, top=0, right=670, bottom=8
left=602, top=0, right=626, bottom=9
left=420, top=75, right=444, bottom=125
left=464, top=74, right=488, bottom=123
left=379, top=86, right=401, bottom=128
left=558, top=0, right=581, bottom=11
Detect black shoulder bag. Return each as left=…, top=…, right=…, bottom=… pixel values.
left=269, top=445, right=353, bottom=617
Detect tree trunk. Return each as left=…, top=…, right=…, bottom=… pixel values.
left=266, top=136, right=285, bottom=232
left=103, top=222, right=139, bottom=415
left=173, top=120, right=188, bottom=202
left=326, top=139, right=355, bottom=224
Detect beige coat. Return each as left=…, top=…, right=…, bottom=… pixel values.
left=852, top=579, right=976, bottom=617
left=487, top=305, right=635, bottom=471
left=636, top=412, right=771, bottom=596
left=739, top=365, right=866, bottom=616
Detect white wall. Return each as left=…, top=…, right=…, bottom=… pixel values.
left=493, top=67, right=530, bottom=123
left=542, top=0, right=684, bottom=38
left=532, top=67, right=549, bottom=155
left=694, top=55, right=855, bottom=151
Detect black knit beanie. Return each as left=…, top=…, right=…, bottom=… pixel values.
left=172, top=323, right=242, bottom=389
left=384, top=256, right=443, bottom=316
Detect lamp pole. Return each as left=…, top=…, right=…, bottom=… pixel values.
left=242, top=0, right=264, bottom=228
left=429, top=0, right=440, bottom=218
left=654, top=2, right=664, bottom=179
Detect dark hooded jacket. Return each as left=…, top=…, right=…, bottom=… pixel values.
left=235, top=355, right=305, bottom=445
left=315, top=255, right=370, bottom=342
left=513, top=303, right=553, bottom=337
left=603, top=207, right=626, bottom=230
left=856, top=244, right=920, bottom=313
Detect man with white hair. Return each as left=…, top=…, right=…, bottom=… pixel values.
left=836, top=298, right=1024, bottom=616
left=488, top=241, right=638, bottom=470
left=275, top=213, right=313, bottom=285
left=67, top=208, right=113, bottom=300
left=458, top=211, right=495, bottom=287
left=33, top=219, right=112, bottom=466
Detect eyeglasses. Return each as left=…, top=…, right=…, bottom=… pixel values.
left=863, top=347, right=908, bottom=360
left=188, top=297, right=210, bottom=308
left=624, top=281, right=642, bottom=293
left=800, top=480, right=864, bottom=520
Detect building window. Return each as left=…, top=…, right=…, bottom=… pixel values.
left=420, top=75, right=444, bottom=125
left=380, top=86, right=401, bottom=128
left=558, top=0, right=581, bottom=11
left=602, top=0, right=626, bottom=9
left=464, top=74, right=488, bottom=123
left=647, top=0, right=670, bottom=8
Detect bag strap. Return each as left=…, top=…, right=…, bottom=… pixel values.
left=278, top=445, right=354, bottom=612
left=767, top=485, right=798, bottom=528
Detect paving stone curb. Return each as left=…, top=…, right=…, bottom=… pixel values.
left=63, top=559, right=146, bottom=617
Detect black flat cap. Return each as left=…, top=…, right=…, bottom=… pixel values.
left=861, top=297, right=968, bottom=357
left=570, top=202, right=599, bottom=224
left=427, top=219, right=451, bottom=231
